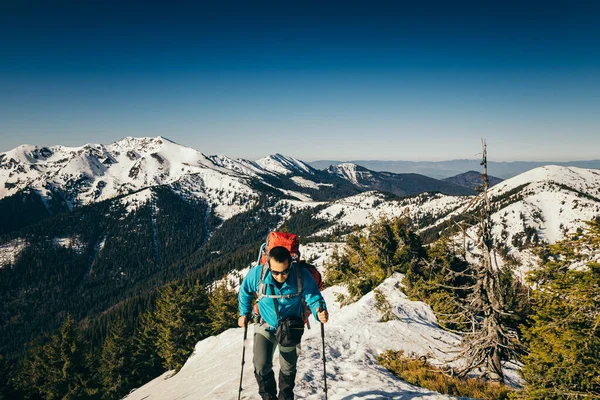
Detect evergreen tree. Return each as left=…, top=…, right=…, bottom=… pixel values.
left=154, top=282, right=210, bottom=371
left=325, top=215, right=426, bottom=305
left=0, top=354, right=22, bottom=400
left=130, top=312, right=164, bottom=388
left=18, top=315, right=97, bottom=399
left=207, top=282, right=239, bottom=335
left=98, top=319, right=132, bottom=400
left=404, top=236, right=473, bottom=331
left=521, top=220, right=600, bottom=399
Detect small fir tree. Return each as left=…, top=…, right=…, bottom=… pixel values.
left=325, top=215, right=425, bottom=305
left=207, top=282, right=239, bottom=335
left=98, top=318, right=132, bottom=400
left=131, top=311, right=164, bottom=387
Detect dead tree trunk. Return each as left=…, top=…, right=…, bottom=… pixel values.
left=457, top=139, right=517, bottom=382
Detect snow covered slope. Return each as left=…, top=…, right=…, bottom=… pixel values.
left=256, top=153, right=316, bottom=176
left=0, top=138, right=308, bottom=218
left=0, top=137, right=231, bottom=206
left=125, top=274, right=464, bottom=400
left=326, top=163, right=376, bottom=186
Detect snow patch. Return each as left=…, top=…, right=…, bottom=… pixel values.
left=52, top=236, right=85, bottom=254
left=0, top=238, right=27, bottom=268
left=120, top=188, right=154, bottom=214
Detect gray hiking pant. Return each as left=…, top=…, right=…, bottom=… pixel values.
left=253, top=323, right=298, bottom=400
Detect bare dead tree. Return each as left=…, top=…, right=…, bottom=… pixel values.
left=455, top=139, right=521, bottom=382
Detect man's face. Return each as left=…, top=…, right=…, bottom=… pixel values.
left=269, top=258, right=291, bottom=284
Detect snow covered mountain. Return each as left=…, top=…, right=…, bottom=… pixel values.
left=122, top=164, right=598, bottom=399
left=300, top=165, right=600, bottom=269
left=327, top=163, right=474, bottom=196
left=256, top=153, right=316, bottom=176
left=2, top=136, right=599, bottom=398
left=0, top=137, right=341, bottom=220
left=0, top=137, right=475, bottom=223
left=0, top=136, right=257, bottom=209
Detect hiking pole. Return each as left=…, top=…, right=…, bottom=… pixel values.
left=318, top=305, right=328, bottom=400
left=238, top=316, right=250, bottom=400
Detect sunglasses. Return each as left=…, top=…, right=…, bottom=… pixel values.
left=270, top=267, right=291, bottom=276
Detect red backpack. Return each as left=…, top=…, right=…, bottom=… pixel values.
left=254, top=232, right=323, bottom=327
left=256, top=231, right=323, bottom=290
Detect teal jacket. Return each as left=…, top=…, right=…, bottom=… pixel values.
left=238, top=263, right=326, bottom=330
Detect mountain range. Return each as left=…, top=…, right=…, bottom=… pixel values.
left=309, top=159, right=600, bottom=179
left=1, top=136, right=599, bottom=397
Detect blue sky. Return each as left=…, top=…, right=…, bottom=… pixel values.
left=1, top=1, right=599, bottom=161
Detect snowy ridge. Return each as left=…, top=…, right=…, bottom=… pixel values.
left=120, top=188, right=154, bottom=214
left=0, top=136, right=222, bottom=206
left=312, top=191, right=468, bottom=237
left=490, top=165, right=600, bottom=199
left=205, top=154, right=266, bottom=177
left=256, top=153, right=315, bottom=176
left=125, top=273, right=467, bottom=400
left=326, top=163, right=374, bottom=186
left=0, top=137, right=267, bottom=220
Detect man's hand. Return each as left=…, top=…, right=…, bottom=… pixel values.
left=238, top=315, right=249, bottom=328
left=317, top=309, right=329, bottom=324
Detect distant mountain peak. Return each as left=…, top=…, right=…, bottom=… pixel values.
left=442, top=170, right=503, bottom=190
left=326, top=163, right=373, bottom=186
left=255, top=153, right=314, bottom=175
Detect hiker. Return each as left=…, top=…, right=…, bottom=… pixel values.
left=238, top=246, right=329, bottom=400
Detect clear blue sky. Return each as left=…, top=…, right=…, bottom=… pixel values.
left=1, top=1, right=599, bottom=161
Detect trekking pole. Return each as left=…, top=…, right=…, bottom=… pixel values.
left=238, top=316, right=250, bottom=400
left=318, top=305, right=328, bottom=399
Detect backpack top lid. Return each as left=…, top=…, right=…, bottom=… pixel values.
left=259, top=232, right=300, bottom=265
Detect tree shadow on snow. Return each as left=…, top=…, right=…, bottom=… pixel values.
left=340, top=390, right=464, bottom=399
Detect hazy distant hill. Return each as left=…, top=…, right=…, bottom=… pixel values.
left=309, top=159, right=600, bottom=179
left=442, top=170, right=503, bottom=190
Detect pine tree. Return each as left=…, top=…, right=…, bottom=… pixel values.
left=521, top=220, right=600, bottom=399
left=404, top=236, right=473, bottom=331
left=131, top=311, right=164, bottom=387
left=98, top=319, right=132, bottom=400
left=325, top=215, right=426, bottom=305
left=0, top=354, right=21, bottom=400
left=18, top=315, right=97, bottom=399
left=154, top=281, right=210, bottom=371
left=207, top=282, right=239, bottom=335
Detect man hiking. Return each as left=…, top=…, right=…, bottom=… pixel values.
left=238, top=245, right=329, bottom=400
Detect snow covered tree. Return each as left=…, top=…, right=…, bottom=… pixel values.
left=521, top=219, right=600, bottom=399
left=98, top=318, right=133, bottom=399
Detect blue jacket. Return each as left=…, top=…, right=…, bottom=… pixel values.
left=238, top=263, right=326, bottom=330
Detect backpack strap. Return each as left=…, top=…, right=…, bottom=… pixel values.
left=296, top=263, right=303, bottom=295
left=256, top=263, right=269, bottom=301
